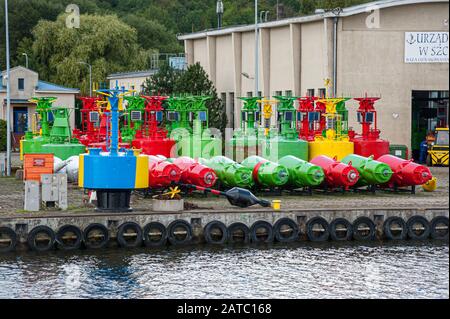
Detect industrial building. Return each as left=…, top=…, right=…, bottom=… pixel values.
left=178, top=0, right=449, bottom=159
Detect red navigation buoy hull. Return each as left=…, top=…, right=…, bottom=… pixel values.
left=310, top=155, right=360, bottom=189
left=377, top=154, right=432, bottom=188
left=148, top=155, right=181, bottom=188
left=172, top=157, right=217, bottom=188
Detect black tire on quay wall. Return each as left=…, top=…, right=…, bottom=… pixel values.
left=329, top=218, right=353, bottom=241
left=143, top=222, right=167, bottom=247
left=406, top=216, right=431, bottom=240
left=204, top=221, right=228, bottom=245
left=0, top=227, right=18, bottom=253
left=83, top=223, right=110, bottom=249
left=117, top=222, right=143, bottom=248
left=56, top=225, right=83, bottom=251
left=250, top=221, right=274, bottom=244
left=383, top=216, right=407, bottom=240
left=430, top=216, right=449, bottom=241
left=167, top=220, right=193, bottom=246
left=273, top=218, right=299, bottom=243
left=306, top=217, right=329, bottom=242
left=27, top=225, right=55, bottom=252
left=352, top=217, right=376, bottom=241
left=227, top=222, right=250, bottom=244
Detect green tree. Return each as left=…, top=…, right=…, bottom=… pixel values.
left=122, top=14, right=182, bottom=52
left=299, top=0, right=319, bottom=15
left=0, top=0, right=64, bottom=70
left=175, top=63, right=227, bottom=133
left=143, top=62, right=181, bottom=95
left=30, top=13, right=150, bottom=95
left=0, top=0, right=373, bottom=72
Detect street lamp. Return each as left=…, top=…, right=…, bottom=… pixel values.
left=78, top=61, right=92, bottom=97
left=260, top=10, right=269, bottom=23
left=216, top=0, right=224, bottom=28
left=4, top=0, right=11, bottom=176
left=21, top=52, right=28, bottom=68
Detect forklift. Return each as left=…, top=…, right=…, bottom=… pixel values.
left=427, top=127, right=449, bottom=167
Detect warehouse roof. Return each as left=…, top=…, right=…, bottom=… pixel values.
left=35, top=80, right=79, bottom=93
left=107, top=70, right=157, bottom=80
left=178, top=0, right=448, bottom=40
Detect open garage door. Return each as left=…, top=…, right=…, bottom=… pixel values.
left=411, top=91, right=448, bottom=161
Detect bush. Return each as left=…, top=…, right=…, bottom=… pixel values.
left=0, top=119, right=6, bottom=152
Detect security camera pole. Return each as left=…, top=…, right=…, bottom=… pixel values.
left=4, top=0, right=11, bottom=176
left=216, top=0, right=224, bottom=28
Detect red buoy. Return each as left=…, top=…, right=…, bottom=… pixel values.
left=148, top=155, right=181, bottom=188
left=310, top=155, right=360, bottom=189
left=131, top=96, right=176, bottom=158
left=73, top=97, right=103, bottom=146
left=348, top=97, right=389, bottom=159
left=297, top=96, right=320, bottom=141
left=377, top=155, right=432, bottom=188
left=171, top=157, right=217, bottom=188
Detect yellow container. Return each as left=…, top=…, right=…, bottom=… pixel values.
left=422, top=177, right=437, bottom=192
left=272, top=200, right=281, bottom=210
left=308, top=138, right=354, bottom=161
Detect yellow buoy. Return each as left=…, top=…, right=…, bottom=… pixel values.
left=422, top=177, right=437, bottom=192
left=308, top=137, right=354, bottom=161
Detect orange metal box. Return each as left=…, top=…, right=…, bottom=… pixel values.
left=24, top=154, right=54, bottom=182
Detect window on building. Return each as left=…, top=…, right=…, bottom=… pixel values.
left=258, top=91, right=262, bottom=97
left=318, top=88, right=326, bottom=98
left=18, top=78, right=25, bottom=91
left=229, top=93, right=235, bottom=129
left=275, top=91, right=282, bottom=97
left=285, top=90, right=293, bottom=97
left=307, top=89, right=315, bottom=97
left=247, top=92, right=253, bottom=97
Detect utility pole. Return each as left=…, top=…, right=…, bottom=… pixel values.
left=254, top=0, right=259, bottom=97
left=4, top=0, right=11, bottom=176
left=216, top=0, right=224, bottom=28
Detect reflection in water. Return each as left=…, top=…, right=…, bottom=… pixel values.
left=0, top=242, right=448, bottom=299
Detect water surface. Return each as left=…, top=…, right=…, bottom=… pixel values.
left=0, top=242, right=448, bottom=299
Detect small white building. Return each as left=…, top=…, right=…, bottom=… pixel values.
left=107, top=70, right=157, bottom=93
left=0, top=66, right=79, bottom=149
